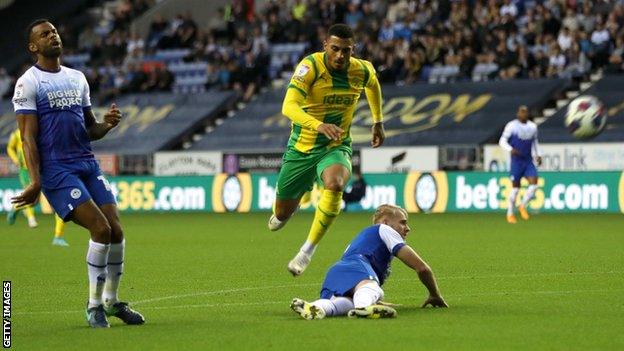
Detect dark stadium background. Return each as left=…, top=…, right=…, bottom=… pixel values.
left=0, top=1, right=623, bottom=350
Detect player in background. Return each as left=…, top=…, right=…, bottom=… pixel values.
left=268, top=24, right=385, bottom=276
left=7, top=128, right=69, bottom=246
left=11, top=19, right=144, bottom=327
left=498, top=105, right=542, bottom=224
left=51, top=214, right=67, bottom=246
left=290, top=204, right=447, bottom=319
left=6, top=128, right=38, bottom=228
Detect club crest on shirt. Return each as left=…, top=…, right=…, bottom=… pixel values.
left=295, top=64, right=310, bottom=77
left=12, top=83, right=27, bottom=106
left=69, top=77, right=79, bottom=87
left=70, top=188, right=82, bottom=199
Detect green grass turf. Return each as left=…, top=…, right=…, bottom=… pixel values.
left=2, top=212, right=623, bottom=350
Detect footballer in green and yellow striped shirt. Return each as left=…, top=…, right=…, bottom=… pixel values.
left=268, top=23, right=385, bottom=276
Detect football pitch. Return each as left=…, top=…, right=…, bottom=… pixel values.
left=2, top=212, right=623, bottom=350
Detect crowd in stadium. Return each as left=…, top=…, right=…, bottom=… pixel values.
left=3, top=0, right=624, bottom=101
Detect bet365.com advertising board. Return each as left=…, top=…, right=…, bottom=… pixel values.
left=0, top=172, right=623, bottom=213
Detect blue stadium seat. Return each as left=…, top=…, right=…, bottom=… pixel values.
left=63, top=53, right=91, bottom=69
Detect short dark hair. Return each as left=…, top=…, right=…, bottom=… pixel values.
left=26, top=18, right=50, bottom=45
left=328, top=24, right=354, bottom=39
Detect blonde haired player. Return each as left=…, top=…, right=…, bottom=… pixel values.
left=268, top=24, right=385, bottom=276
left=6, top=128, right=68, bottom=246
left=290, top=204, right=447, bottom=319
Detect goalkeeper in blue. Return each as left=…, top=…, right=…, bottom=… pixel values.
left=290, top=204, right=447, bottom=319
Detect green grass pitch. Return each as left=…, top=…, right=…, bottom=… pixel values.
left=2, top=212, right=623, bottom=350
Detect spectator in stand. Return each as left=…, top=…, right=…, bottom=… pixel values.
left=606, top=36, right=624, bottom=73
left=591, top=21, right=611, bottom=67
left=140, top=65, right=174, bottom=92
left=500, top=0, right=518, bottom=18
left=147, top=14, right=169, bottom=49
left=557, top=27, right=573, bottom=52
left=8, top=0, right=624, bottom=103
left=547, top=44, right=567, bottom=77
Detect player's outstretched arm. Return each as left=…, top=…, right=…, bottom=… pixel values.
left=363, top=62, right=384, bottom=147
left=11, top=114, right=41, bottom=208
left=396, top=245, right=448, bottom=308
left=86, top=103, right=122, bottom=140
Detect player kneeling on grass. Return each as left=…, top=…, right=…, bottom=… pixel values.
left=291, top=204, right=447, bottom=319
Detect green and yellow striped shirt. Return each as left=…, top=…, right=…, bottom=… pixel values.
left=282, top=52, right=382, bottom=153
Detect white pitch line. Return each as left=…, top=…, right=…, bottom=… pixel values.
left=131, top=282, right=319, bottom=305
left=124, top=288, right=624, bottom=311
left=12, top=271, right=623, bottom=316
left=436, top=271, right=623, bottom=281
left=132, top=270, right=624, bottom=305
left=450, top=288, right=624, bottom=299
left=14, top=288, right=624, bottom=316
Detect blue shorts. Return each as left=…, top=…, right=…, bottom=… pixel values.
left=320, top=257, right=379, bottom=299
left=510, top=159, right=538, bottom=182
left=41, top=159, right=116, bottom=221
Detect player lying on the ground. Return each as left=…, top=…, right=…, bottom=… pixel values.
left=290, top=204, right=447, bottom=319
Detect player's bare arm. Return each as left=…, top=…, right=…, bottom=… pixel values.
left=86, top=103, right=121, bottom=140
left=365, top=72, right=385, bottom=148
left=371, top=122, right=385, bottom=148
left=12, top=113, right=41, bottom=208
left=317, top=123, right=344, bottom=141
left=396, top=245, right=448, bottom=308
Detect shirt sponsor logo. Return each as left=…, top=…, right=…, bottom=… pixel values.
left=47, top=89, right=83, bottom=109
left=12, top=98, right=27, bottom=106
left=322, top=93, right=358, bottom=106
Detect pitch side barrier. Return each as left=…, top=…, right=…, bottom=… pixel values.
left=1, top=172, right=622, bottom=214
left=190, top=79, right=567, bottom=151
left=0, top=91, right=236, bottom=156
left=484, top=142, right=624, bottom=172
left=540, top=75, right=624, bottom=143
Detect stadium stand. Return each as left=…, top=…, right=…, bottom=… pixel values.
left=4, top=0, right=624, bottom=96
left=0, top=91, right=237, bottom=155
left=191, top=78, right=568, bottom=151
left=539, top=74, right=624, bottom=142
